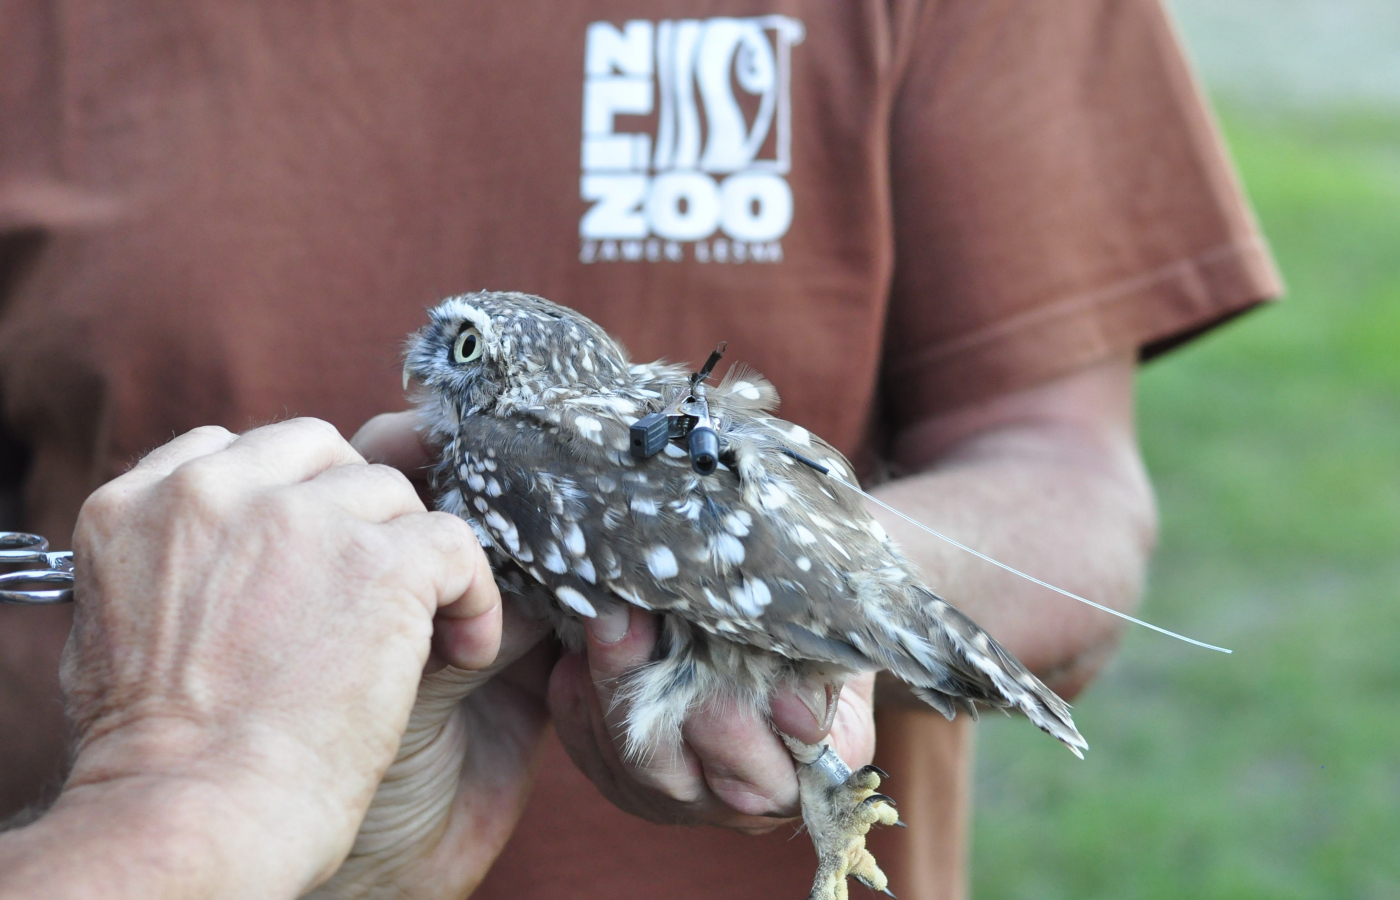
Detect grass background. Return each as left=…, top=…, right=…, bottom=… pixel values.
left=969, top=92, right=1400, bottom=900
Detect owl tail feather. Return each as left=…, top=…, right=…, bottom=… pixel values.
left=898, top=590, right=1088, bottom=759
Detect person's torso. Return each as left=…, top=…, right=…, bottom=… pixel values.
left=0, top=4, right=912, bottom=895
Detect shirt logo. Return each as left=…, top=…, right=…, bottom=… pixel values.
left=579, top=17, right=805, bottom=265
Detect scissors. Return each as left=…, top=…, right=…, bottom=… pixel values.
left=0, top=531, right=75, bottom=604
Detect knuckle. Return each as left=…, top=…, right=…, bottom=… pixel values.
left=364, top=463, right=420, bottom=499
left=160, top=458, right=225, bottom=508
left=287, top=416, right=346, bottom=444
left=420, top=511, right=478, bottom=556
left=337, top=523, right=438, bottom=611
left=81, top=479, right=129, bottom=519
left=339, top=521, right=395, bottom=573
left=76, top=481, right=136, bottom=543
left=351, top=526, right=426, bottom=582
left=185, top=424, right=234, bottom=442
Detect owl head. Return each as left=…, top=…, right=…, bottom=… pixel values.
left=403, top=291, right=633, bottom=416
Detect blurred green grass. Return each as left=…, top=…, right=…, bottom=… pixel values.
left=971, top=107, right=1400, bottom=900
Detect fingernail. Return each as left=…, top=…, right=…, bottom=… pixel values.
left=590, top=603, right=630, bottom=644
left=437, top=603, right=503, bottom=671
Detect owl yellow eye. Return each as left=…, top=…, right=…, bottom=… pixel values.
left=452, top=327, right=483, bottom=364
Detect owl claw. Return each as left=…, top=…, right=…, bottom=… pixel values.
left=793, top=743, right=902, bottom=900
left=852, top=873, right=897, bottom=898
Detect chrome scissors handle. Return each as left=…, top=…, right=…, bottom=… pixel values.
left=0, top=532, right=75, bottom=605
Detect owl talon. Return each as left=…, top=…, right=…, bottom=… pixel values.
left=794, top=743, right=902, bottom=900
left=853, top=878, right=898, bottom=900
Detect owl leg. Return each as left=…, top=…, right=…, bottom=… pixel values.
left=781, top=736, right=901, bottom=900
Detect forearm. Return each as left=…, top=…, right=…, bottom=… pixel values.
left=868, top=359, right=1158, bottom=697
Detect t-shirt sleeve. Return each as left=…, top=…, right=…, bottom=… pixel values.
left=880, top=0, right=1281, bottom=429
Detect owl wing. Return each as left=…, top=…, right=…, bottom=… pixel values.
left=447, top=402, right=1083, bottom=752
left=445, top=403, right=874, bottom=651
left=448, top=404, right=946, bottom=669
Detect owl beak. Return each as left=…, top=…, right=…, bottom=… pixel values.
left=402, top=362, right=414, bottom=392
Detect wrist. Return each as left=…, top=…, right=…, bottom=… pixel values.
left=0, top=775, right=294, bottom=900
left=18, top=719, right=363, bottom=900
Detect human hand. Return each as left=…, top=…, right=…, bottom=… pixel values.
left=548, top=608, right=878, bottom=832
left=57, top=419, right=500, bottom=900
left=307, top=412, right=554, bottom=900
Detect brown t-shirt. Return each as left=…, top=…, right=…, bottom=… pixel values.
left=0, top=0, right=1278, bottom=895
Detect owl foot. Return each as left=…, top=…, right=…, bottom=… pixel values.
left=786, top=739, right=902, bottom=900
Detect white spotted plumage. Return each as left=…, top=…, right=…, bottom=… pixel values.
left=403, top=291, right=1087, bottom=765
